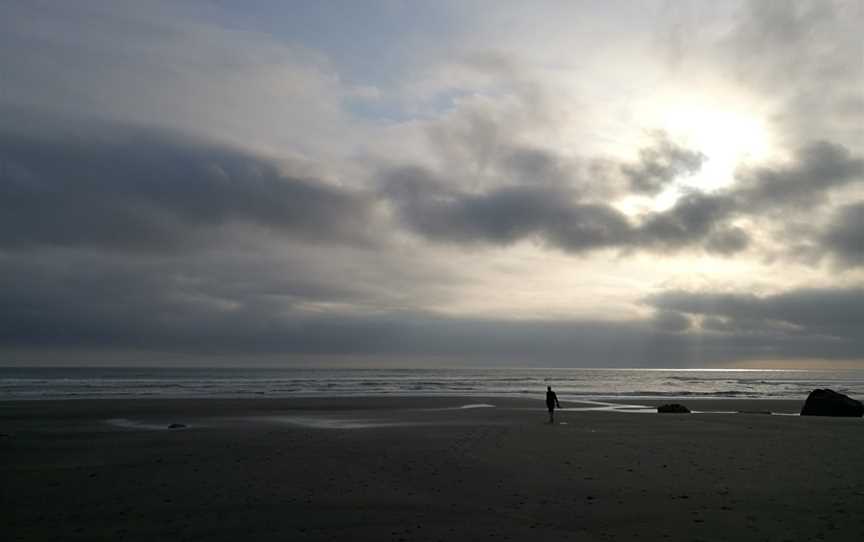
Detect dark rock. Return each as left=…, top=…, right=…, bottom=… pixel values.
left=800, top=389, right=864, bottom=417
left=657, top=403, right=690, bottom=413
left=167, top=423, right=187, bottom=429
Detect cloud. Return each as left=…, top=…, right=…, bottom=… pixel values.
left=4, top=248, right=862, bottom=365
left=657, top=1, right=863, bottom=150
left=651, top=310, right=691, bottom=333
left=716, top=140, right=862, bottom=266
left=646, top=287, right=864, bottom=341
left=722, top=0, right=864, bottom=148
left=382, top=165, right=753, bottom=255
left=0, top=0, right=367, bottom=158
left=0, top=117, right=377, bottom=251
left=734, top=140, right=863, bottom=211
left=704, top=227, right=751, bottom=255
left=381, top=65, right=858, bottom=262
left=382, top=167, right=632, bottom=250
left=639, top=285, right=864, bottom=362
left=0, top=0, right=861, bottom=368
left=637, top=192, right=738, bottom=250
left=621, top=132, right=706, bottom=194
left=0, top=247, right=642, bottom=362
left=499, top=146, right=579, bottom=187
left=0, top=248, right=759, bottom=366
left=821, top=202, right=864, bottom=267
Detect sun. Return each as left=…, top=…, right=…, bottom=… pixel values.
left=657, top=103, right=775, bottom=193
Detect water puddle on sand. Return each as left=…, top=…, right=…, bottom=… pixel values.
left=559, top=400, right=799, bottom=415
left=261, top=416, right=423, bottom=429
left=105, top=418, right=192, bottom=430
left=558, top=400, right=655, bottom=413
left=414, top=403, right=496, bottom=412
left=255, top=405, right=497, bottom=429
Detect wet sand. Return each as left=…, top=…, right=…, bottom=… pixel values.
left=3, top=397, right=864, bottom=541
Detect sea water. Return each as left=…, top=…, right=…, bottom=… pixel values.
left=2, top=366, right=864, bottom=401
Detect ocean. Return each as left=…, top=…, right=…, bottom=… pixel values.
left=2, top=366, right=864, bottom=401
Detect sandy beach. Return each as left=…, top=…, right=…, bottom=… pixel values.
left=3, top=396, right=863, bottom=541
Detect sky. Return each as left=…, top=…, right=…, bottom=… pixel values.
left=1, top=0, right=862, bottom=368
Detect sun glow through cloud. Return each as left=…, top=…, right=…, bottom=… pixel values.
left=615, top=92, right=778, bottom=213
left=659, top=104, right=775, bottom=191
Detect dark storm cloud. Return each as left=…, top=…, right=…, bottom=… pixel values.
left=382, top=167, right=748, bottom=255
left=726, top=140, right=862, bottom=266
left=704, top=227, right=750, bottom=256
left=4, top=251, right=862, bottom=365
left=380, top=137, right=861, bottom=260
left=621, top=132, right=706, bottom=195
left=0, top=248, right=377, bottom=353
left=637, top=192, right=739, bottom=250
left=383, top=167, right=631, bottom=250
left=0, top=266, right=694, bottom=364
left=646, top=287, right=864, bottom=340
left=637, top=285, right=864, bottom=362
left=0, top=247, right=642, bottom=360
left=499, top=146, right=571, bottom=186
left=651, top=310, right=691, bottom=333
left=821, top=202, right=864, bottom=267
left=0, top=119, right=375, bottom=250
left=0, top=250, right=765, bottom=366
left=733, top=140, right=863, bottom=211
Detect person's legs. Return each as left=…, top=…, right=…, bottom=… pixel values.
left=548, top=408, right=554, bottom=423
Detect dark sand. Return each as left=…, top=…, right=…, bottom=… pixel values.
left=3, top=397, right=863, bottom=541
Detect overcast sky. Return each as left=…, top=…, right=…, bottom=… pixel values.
left=1, top=0, right=862, bottom=367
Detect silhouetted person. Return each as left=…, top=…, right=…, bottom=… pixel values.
left=546, top=385, right=561, bottom=423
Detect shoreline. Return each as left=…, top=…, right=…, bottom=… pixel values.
left=4, top=395, right=863, bottom=541
left=0, top=395, right=811, bottom=418
left=0, top=393, right=814, bottom=407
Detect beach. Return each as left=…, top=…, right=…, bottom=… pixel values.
left=3, top=397, right=863, bottom=541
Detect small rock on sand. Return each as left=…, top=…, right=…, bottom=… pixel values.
left=657, top=404, right=691, bottom=414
